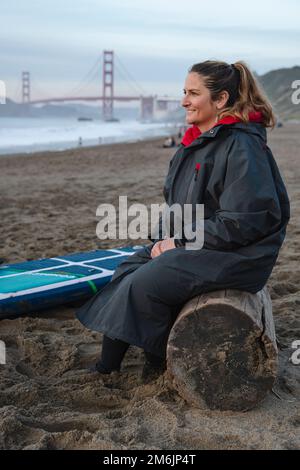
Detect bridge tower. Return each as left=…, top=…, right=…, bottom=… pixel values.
left=102, top=50, right=114, bottom=121
left=22, top=71, right=30, bottom=103
left=140, top=96, right=155, bottom=121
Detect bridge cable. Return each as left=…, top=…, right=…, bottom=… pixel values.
left=115, top=54, right=148, bottom=96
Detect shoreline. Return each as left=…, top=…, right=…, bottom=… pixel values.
left=0, top=134, right=174, bottom=160
left=0, top=119, right=181, bottom=157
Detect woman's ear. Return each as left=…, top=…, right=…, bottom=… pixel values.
left=216, top=90, right=230, bottom=110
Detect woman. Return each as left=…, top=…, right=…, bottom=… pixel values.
left=76, top=60, right=290, bottom=380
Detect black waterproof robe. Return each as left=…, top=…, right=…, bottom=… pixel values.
left=76, top=121, right=290, bottom=358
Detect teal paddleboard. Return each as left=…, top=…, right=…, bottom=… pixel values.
left=0, top=245, right=145, bottom=318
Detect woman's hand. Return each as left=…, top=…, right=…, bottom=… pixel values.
left=151, top=237, right=176, bottom=258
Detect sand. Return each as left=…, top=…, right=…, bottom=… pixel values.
left=0, top=129, right=299, bottom=450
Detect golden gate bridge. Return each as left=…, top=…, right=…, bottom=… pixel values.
left=20, top=50, right=181, bottom=122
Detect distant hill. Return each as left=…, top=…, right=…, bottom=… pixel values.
left=0, top=98, right=79, bottom=118
left=0, top=99, right=139, bottom=120
left=258, top=66, right=300, bottom=121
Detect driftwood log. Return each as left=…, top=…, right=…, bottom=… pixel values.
left=166, top=287, right=277, bottom=411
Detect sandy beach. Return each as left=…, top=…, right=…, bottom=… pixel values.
left=0, top=128, right=299, bottom=450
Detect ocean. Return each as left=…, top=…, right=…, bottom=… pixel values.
left=0, top=117, right=179, bottom=155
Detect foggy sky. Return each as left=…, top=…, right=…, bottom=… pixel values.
left=1, top=0, right=300, bottom=101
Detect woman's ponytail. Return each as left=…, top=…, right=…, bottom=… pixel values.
left=231, top=61, right=276, bottom=128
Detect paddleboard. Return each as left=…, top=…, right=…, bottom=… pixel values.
left=0, top=245, right=145, bottom=318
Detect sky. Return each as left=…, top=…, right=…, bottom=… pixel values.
left=1, top=0, right=300, bottom=102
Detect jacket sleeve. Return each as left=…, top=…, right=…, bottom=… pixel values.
left=183, top=134, right=283, bottom=250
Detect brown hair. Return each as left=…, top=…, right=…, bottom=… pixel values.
left=189, top=60, right=276, bottom=128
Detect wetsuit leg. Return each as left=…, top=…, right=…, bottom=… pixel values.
left=95, top=335, right=130, bottom=373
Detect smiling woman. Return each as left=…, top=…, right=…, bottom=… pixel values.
left=182, top=73, right=220, bottom=134
left=76, top=59, right=290, bottom=383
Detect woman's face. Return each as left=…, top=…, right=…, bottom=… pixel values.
left=181, top=72, right=220, bottom=129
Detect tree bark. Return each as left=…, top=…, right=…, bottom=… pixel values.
left=166, top=287, right=277, bottom=411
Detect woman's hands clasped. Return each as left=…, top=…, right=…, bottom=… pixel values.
left=150, top=237, right=176, bottom=258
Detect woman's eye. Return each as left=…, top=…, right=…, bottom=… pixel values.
left=183, top=91, right=198, bottom=96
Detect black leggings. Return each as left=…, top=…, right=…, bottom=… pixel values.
left=99, top=335, right=164, bottom=372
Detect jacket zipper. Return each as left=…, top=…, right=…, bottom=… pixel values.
left=186, top=163, right=201, bottom=204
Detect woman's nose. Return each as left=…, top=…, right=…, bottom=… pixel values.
left=181, top=95, right=190, bottom=107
